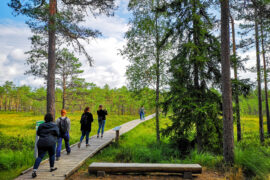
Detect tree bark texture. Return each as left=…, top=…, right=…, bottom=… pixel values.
left=47, top=0, right=57, bottom=119
left=254, top=6, right=264, bottom=143
left=230, top=15, right=241, bottom=142
left=221, top=0, right=234, bottom=164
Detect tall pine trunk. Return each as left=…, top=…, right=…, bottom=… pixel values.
left=230, top=15, right=241, bottom=141
left=260, top=20, right=270, bottom=135
left=47, top=0, right=57, bottom=119
left=62, top=73, right=66, bottom=109
left=155, top=0, right=160, bottom=142
left=254, top=7, right=264, bottom=143
left=221, top=0, right=234, bottom=164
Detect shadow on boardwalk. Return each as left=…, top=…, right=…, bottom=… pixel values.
left=16, top=114, right=155, bottom=180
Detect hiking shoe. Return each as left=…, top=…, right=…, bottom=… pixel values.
left=32, top=171, right=37, bottom=178
left=78, top=142, right=81, bottom=148
left=67, top=151, right=70, bottom=155
left=50, top=167, right=57, bottom=172
left=97, top=135, right=99, bottom=138
left=101, top=135, right=103, bottom=138
left=56, top=157, right=60, bottom=161
left=86, top=144, right=90, bottom=147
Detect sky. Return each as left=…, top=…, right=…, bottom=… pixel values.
left=0, top=0, right=257, bottom=89
left=0, top=0, right=131, bottom=88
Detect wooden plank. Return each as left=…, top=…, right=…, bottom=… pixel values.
left=88, top=162, right=202, bottom=174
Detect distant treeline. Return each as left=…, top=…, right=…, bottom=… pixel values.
left=240, top=89, right=270, bottom=116
left=0, top=81, right=156, bottom=115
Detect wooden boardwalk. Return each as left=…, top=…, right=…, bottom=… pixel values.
left=16, top=114, right=155, bottom=180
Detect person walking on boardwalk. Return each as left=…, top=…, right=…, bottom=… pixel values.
left=32, top=113, right=59, bottom=178
left=139, top=106, right=145, bottom=120
left=78, top=107, right=93, bottom=148
left=56, top=109, right=71, bottom=161
left=97, top=105, right=108, bottom=138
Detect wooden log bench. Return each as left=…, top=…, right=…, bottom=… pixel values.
left=88, top=162, right=202, bottom=179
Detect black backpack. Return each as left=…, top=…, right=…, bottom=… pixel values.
left=81, top=113, right=88, bottom=126
left=59, top=117, right=68, bottom=137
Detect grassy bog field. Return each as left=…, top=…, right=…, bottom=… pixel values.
left=75, top=115, right=270, bottom=180
left=1, top=111, right=270, bottom=180
left=0, top=111, right=138, bottom=180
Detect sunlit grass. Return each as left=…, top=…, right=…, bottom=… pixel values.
left=80, top=114, right=270, bottom=180
left=0, top=111, right=138, bottom=180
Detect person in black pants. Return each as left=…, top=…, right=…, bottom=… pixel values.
left=97, top=105, right=108, bottom=138
left=78, top=107, right=94, bottom=148
left=32, top=113, right=59, bottom=178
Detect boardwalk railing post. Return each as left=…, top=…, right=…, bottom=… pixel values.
left=113, top=126, right=121, bottom=142
left=116, top=130, right=120, bottom=142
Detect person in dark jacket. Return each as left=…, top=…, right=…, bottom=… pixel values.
left=32, top=113, right=59, bottom=178
left=97, top=105, right=108, bottom=138
left=78, top=107, right=93, bottom=148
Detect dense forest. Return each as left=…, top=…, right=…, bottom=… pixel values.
left=0, top=81, right=156, bottom=115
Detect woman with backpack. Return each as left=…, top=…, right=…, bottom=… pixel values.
left=97, top=105, right=108, bottom=138
left=56, top=109, right=71, bottom=161
left=78, top=107, right=93, bottom=148
left=32, top=113, right=59, bottom=178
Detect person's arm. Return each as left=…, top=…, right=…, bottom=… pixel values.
left=54, top=125, right=60, bottom=137
left=90, top=113, right=94, bottom=122
left=104, top=110, right=108, bottom=115
left=37, top=125, right=41, bottom=136
left=80, top=114, right=83, bottom=124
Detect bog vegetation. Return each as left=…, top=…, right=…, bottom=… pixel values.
left=0, top=111, right=140, bottom=180
left=83, top=114, right=270, bottom=180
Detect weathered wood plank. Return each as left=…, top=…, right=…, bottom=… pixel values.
left=88, top=162, right=202, bottom=174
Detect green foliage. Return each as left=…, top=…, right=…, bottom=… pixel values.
left=0, top=81, right=156, bottom=115
left=121, top=0, right=171, bottom=91
left=235, top=143, right=270, bottom=179
left=162, top=0, right=223, bottom=154
left=239, top=89, right=270, bottom=116
left=82, top=115, right=270, bottom=179
left=85, top=115, right=224, bottom=169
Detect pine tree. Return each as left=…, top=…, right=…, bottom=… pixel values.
left=9, top=0, right=116, bottom=118
left=162, top=0, right=223, bottom=154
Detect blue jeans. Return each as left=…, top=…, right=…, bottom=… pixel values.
left=80, top=130, right=90, bottom=144
left=140, top=112, right=145, bottom=120
left=97, top=120, right=106, bottom=135
left=33, top=144, right=56, bottom=170
left=56, top=132, right=70, bottom=157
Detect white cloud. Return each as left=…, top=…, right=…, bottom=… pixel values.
left=238, top=49, right=257, bottom=83
left=81, top=14, right=129, bottom=40
left=78, top=37, right=128, bottom=88
left=0, top=3, right=130, bottom=89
